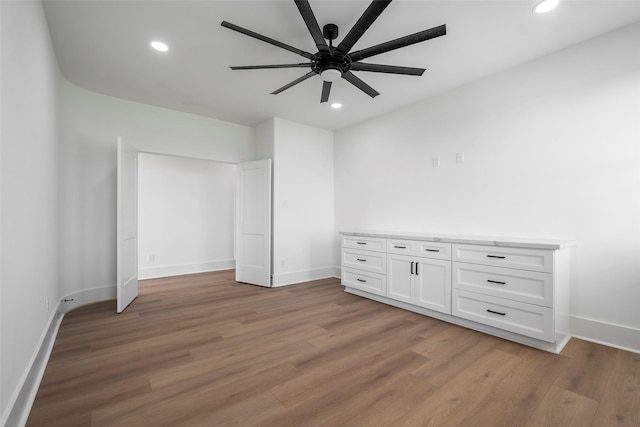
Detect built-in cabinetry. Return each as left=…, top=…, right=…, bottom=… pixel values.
left=387, top=239, right=451, bottom=314
left=340, top=231, right=574, bottom=353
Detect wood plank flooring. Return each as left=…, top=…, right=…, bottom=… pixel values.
left=27, top=270, right=640, bottom=426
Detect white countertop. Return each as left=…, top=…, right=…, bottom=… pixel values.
left=340, top=230, right=576, bottom=250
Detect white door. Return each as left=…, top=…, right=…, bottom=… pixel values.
left=117, top=137, right=138, bottom=312
left=235, top=159, right=272, bottom=287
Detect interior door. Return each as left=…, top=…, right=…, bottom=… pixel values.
left=235, top=159, right=272, bottom=287
left=117, top=136, right=139, bottom=312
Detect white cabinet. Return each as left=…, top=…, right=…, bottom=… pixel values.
left=452, top=243, right=560, bottom=343
left=415, top=257, right=452, bottom=314
left=341, top=236, right=387, bottom=296
left=387, top=245, right=452, bottom=314
left=340, top=231, right=573, bottom=353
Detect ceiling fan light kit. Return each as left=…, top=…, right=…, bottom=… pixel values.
left=321, top=68, right=342, bottom=82
left=221, top=0, right=446, bottom=104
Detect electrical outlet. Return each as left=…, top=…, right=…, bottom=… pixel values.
left=456, top=152, right=465, bottom=163
left=147, top=254, right=155, bottom=262
left=432, top=156, right=441, bottom=167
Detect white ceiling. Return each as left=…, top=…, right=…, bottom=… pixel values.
left=42, top=0, right=640, bottom=131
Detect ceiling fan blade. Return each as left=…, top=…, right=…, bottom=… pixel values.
left=336, top=0, right=392, bottom=55
left=221, top=21, right=313, bottom=59
left=349, top=24, right=447, bottom=62
left=271, top=71, right=316, bottom=95
left=294, top=0, right=330, bottom=53
left=342, top=71, right=379, bottom=98
left=231, top=63, right=310, bottom=70
left=320, top=81, right=332, bottom=103
left=349, top=62, right=425, bottom=76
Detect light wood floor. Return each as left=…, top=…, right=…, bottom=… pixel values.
left=27, top=270, right=639, bottom=426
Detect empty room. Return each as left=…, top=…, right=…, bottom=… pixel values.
left=1, top=0, right=640, bottom=426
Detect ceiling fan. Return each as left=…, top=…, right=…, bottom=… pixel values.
left=221, top=0, right=446, bottom=103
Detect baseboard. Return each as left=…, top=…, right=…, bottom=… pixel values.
left=138, top=259, right=235, bottom=280
left=571, top=315, right=640, bottom=354
left=58, top=285, right=116, bottom=314
left=2, top=286, right=116, bottom=427
left=2, top=308, right=61, bottom=427
left=334, top=265, right=341, bottom=279
left=272, top=266, right=339, bottom=287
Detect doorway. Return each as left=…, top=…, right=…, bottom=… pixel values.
left=137, top=153, right=237, bottom=280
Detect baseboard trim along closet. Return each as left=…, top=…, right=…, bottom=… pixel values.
left=138, top=259, right=235, bottom=280
left=2, top=285, right=115, bottom=427
left=272, top=266, right=338, bottom=287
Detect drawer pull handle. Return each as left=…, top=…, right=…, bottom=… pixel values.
left=487, top=309, right=506, bottom=316
left=357, top=242, right=367, bottom=245
left=487, top=280, right=506, bottom=285
left=487, top=255, right=506, bottom=259
left=394, top=245, right=407, bottom=249
left=425, top=249, right=440, bottom=252
left=356, top=258, right=367, bottom=262
left=356, top=278, right=367, bottom=283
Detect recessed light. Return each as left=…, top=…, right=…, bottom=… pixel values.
left=331, top=103, right=342, bottom=109
left=533, top=0, right=559, bottom=14
left=150, top=41, right=169, bottom=52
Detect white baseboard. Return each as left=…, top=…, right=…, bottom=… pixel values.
left=2, top=285, right=116, bottom=427
left=2, top=311, right=61, bottom=427
left=571, top=315, right=640, bottom=354
left=138, top=259, right=235, bottom=280
left=272, top=266, right=339, bottom=287
left=58, top=285, right=116, bottom=314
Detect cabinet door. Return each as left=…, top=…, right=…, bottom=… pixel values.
left=414, top=258, right=452, bottom=314
left=387, top=254, right=414, bottom=303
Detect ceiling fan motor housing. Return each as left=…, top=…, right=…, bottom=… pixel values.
left=311, top=49, right=352, bottom=78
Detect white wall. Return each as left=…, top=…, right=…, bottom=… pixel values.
left=335, top=23, right=640, bottom=348
left=138, top=153, right=236, bottom=279
left=271, top=118, right=335, bottom=286
left=0, top=0, right=61, bottom=422
left=58, top=80, right=255, bottom=298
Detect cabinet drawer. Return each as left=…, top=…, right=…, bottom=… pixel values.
left=416, top=241, right=451, bottom=260
left=342, top=236, right=386, bottom=253
left=387, top=239, right=416, bottom=255
left=342, top=268, right=386, bottom=296
left=453, top=262, right=553, bottom=307
left=342, top=248, right=386, bottom=274
left=452, top=289, right=554, bottom=342
left=452, top=244, right=553, bottom=273
left=387, top=239, right=451, bottom=260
